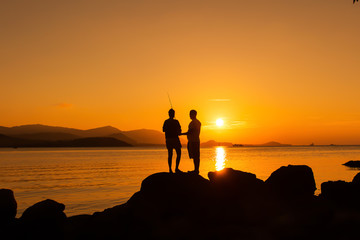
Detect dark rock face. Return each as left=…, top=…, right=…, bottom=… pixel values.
left=134, top=172, right=212, bottom=219
left=265, top=165, right=316, bottom=199
left=6, top=165, right=360, bottom=240
left=208, top=168, right=264, bottom=197
left=20, top=199, right=67, bottom=239
left=321, top=174, right=360, bottom=207
left=352, top=172, right=360, bottom=185
left=321, top=181, right=353, bottom=202
left=0, top=189, right=17, bottom=225
left=343, top=160, right=360, bottom=168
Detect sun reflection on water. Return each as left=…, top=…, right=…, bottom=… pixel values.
left=215, top=147, right=227, bottom=171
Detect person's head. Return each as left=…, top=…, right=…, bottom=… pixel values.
left=168, top=108, right=175, bottom=118
left=189, top=109, right=197, bottom=119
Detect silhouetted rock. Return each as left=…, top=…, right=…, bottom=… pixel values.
left=352, top=172, right=360, bottom=185
left=343, top=160, right=360, bottom=168
left=8, top=165, right=360, bottom=239
left=208, top=168, right=264, bottom=196
left=265, top=165, right=316, bottom=200
left=200, top=140, right=233, bottom=147
left=0, top=189, right=17, bottom=224
left=136, top=172, right=211, bottom=215
left=320, top=181, right=355, bottom=205
left=321, top=173, right=360, bottom=208
left=20, top=199, right=67, bottom=239
left=64, top=214, right=94, bottom=240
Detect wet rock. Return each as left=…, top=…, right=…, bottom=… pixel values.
left=20, top=199, right=66, bottom=239
left=0, top=189, right=17, bottom=225
left=265, top=165, right=316, bottom=199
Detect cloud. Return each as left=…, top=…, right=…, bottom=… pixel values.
left=54, top=103, right=73, bottom=109
left=203, top=120, right=247, bottom=129
left=230, top=121, right=247, bottom=126
left=208, top=99, right=231, bottom=102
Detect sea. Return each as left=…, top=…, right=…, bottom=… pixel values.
left=1, top=146, right=360, bottom=217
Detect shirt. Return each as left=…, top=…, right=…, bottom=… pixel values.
left=187, top=119, right=201, bottom=142
left=163, top=118, right=181, bottom=139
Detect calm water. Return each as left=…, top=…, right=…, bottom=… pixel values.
left=1, top=146, right=360, bottom=217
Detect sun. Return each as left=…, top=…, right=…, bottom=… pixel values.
left=216, top=118, right=224, bottom=127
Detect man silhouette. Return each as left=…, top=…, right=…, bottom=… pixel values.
left=163, top=109, right=182, bottom=173
left=181, top=109, right=201, bottom=174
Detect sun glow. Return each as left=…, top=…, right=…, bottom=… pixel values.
left=216, top=118, right=224, bottom=127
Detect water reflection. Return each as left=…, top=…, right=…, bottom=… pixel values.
left=215, top=147, right=227, bottom=171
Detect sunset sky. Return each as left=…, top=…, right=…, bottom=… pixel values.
left=1, top=0, right=360, bottom=145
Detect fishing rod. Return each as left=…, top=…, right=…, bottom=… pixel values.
left=167, top=92, right=173, bottom=109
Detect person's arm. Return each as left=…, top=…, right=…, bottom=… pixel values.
left=180, top=123, right=192, bottom=136
left=176, top=121, right=181, bottom=136
left=162, top=121, right=166, bottom=133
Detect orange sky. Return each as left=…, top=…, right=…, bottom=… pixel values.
left=1, top=0, right=360, bottom=145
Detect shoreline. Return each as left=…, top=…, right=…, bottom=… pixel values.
left=2, top=165, right=360, bottom=239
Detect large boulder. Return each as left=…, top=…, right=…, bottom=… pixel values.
left=321, top=181, right=353, bottom=201
left=321, top=177, right=360, bottom=207
left=125, top=172, right=212, bottom=239
left=0, top=189, right=17, bottom=225
left=265, top=165, right=316, bottom=199
left=20, top=199, right=67, bottom=239
left=208, top=168, right=264, bottom=196
left=139, top=172, right=211, bottom=204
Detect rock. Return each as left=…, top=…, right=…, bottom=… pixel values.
left=208, top=168, right=264, bottom=196
left=352, top=172, right=360, bottom=185
left=125, top=172, right=213, bottom=239
left=20, top=199, right=67, bottom=239
left=64, top=214, right=93, bottom=239
left=321, top=177, right=360, bottom=207
left=138, top=172, right=211, bottom=211
left=265, top=165, right=316, bottom=199
left=320, top=181, right=355, bottom=205
left=343, top=160, right=360, bottom=168
left=0, top=189, right=17, bottom=225
left=138, top=172, right=211, bottom=209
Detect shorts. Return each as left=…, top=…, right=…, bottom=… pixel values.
left=166, top=138, right=182, bottom=150
left=187, top=142, right=200, bottom=159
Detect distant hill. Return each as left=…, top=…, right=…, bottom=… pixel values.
left=108, top=133, right=138, bottom=145
left=47, top=137, right=131, bottom=147
left=121, top=129, right=165, bottom=145
left=201, top=140, right=233, bottom=148
left=258, top=141, right=292, bottom=147
left=0, top=134, right=131, bottom=148
left=13, top=132, right=80, bottom=141
left=0, top=125, right=165, bottom=146
left=233, top=141, right=292, bottom=147
left=0, top=124, right=122, bottom=138
left=0, top=134, right=42, bottom=147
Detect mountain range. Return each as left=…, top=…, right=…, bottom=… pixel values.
left=0, top=124, right=292, bottom=148
left=0, top=124, right=166, bottom=147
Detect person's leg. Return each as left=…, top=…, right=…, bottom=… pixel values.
left=175, top=147, right=181, bottom=172
left=168, top=148, right=173, bottom=173
left=194, top=142, right=200, bottom=174
left=194, top=157, right=200, bottom=174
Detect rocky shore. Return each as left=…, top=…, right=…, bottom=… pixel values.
left=2, top=165, right=360, bottom=240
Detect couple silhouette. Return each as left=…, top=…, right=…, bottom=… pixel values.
left=162, top=109, right=201, bottom=174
